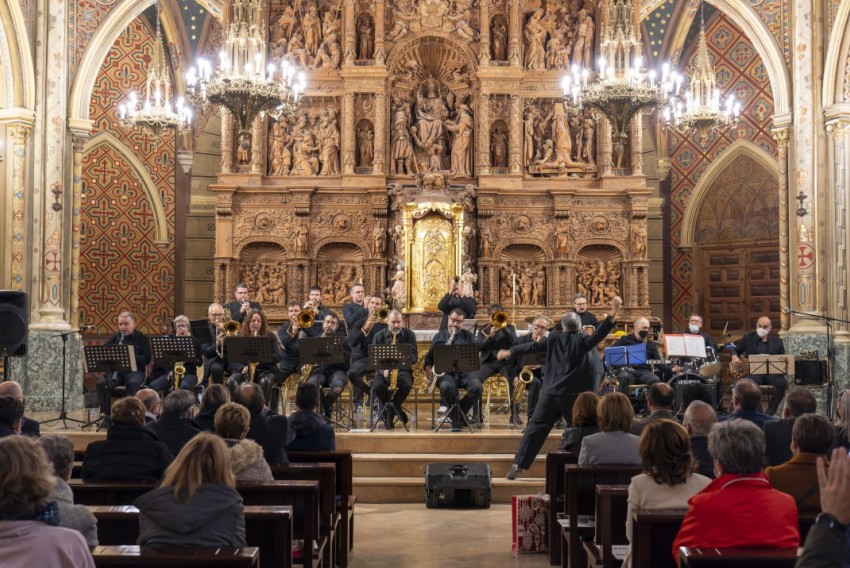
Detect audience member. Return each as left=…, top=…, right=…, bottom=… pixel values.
left=0, top=395, right=23, bottom=438
left=673, top=419, right=799, bottom=558
left=234, top=383, right=293, bottom=464
left=81, top=397, right=173, bottom=481
left=682, top=400, right=717, bottom=478
left=765, top=414, right=836, bottom=512
left=765, top=388, right=817, bottom=467
left=0, top=436, right=95, bottom=567
left=630, top=382, right=676, bottom=436
left=578, top=392, right=641, bottom=466
left=214, top=402, right=273, bottom=482
left=135, top=433, right=246, bottom=548
left=794, top=447, right=850, bottom=568
left=560, top=391, right=600, bottom=452
left=287, top=383, right=336, bottom=451
left=834, top=388, right=850, bottom=450
left=720, top=378, right=777, bottom=430
left=0, top=381, right=39, bottom=436
left=674, top=383, right=715, bottom=421
left=135, top=388, right=161, bottom=424
left=622, top=420, right=710, bottom=568
left=146, top=390, right=201, bottom=456
left=195, top=384, right=231, bottom=432
left=39, top=435, right=98, bottom=546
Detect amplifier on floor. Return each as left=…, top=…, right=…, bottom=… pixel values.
left=794, top=359, right=828, bottom=386
left=425, top=463, right=492, bottom=509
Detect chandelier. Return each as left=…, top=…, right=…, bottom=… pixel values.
left=662, top=2, right=741, bottom=143
left=185, top=0, right=305, bottom=146
left=562, top=0, right=677, bottom=167
left=118, top=4, right=192, bottom=138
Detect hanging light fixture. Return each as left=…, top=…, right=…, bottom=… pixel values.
left=184, top=0, right=305, bottom=155
left=562, top=0, right=678, bottom=168
left=662, top=0, right=741, bottom=143
left=118, top=4, right=192, bottom=138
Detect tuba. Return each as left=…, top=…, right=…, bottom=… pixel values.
left=482, top=310, right=509, bottom=339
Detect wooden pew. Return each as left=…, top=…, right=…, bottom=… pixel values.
left=90, top=505, right=293, bottom=568
left=581, top=485, right=628, bottom=568
left=286, top=450, right=355, bottom=568
left=632, top=508, right=686, bottom=568
left=69, top=480, right=323, bottom=568
left=678, top=546, right=799, bottom=567
left=91, top=545, right=259, bottom=567
left=545, top=451, right=579, bottom=565
left=560, top=465, right=641, bottom=568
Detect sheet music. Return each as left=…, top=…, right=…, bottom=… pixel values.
left=612, top=545, right=629, bottom=560
left=663, top=334, right=707, bottom=358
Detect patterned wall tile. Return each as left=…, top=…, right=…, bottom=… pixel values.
left=744, top=0, right=791, bottom=66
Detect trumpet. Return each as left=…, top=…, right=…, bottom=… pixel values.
left=514, top=367, right=534, bottom=404
left=481, top=310, right=509, bottom=339
left=376, top=305, right=390, bottom=322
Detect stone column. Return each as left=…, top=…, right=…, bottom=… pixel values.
left=478, top=93, right=491, bottom=175
left=7, top=124, right=32, bottom=291
left=342, top=92, right=355, bottom=174
left=827, top=118, right=850, bottom=340
left=509, top=94, right=522, bottom=174
left=509, top=0, right=521, bottom=67
left=599, top=118, right=613, bottom=177
left=251, top=116, right=264, bottom=174
left=630, top=114, right=643, bottom=175
left=374, top=1, right=386, bottom=65
left=343, top=0, right=356, bottom=65
left=68, top=130, right=91, bottom=327
left=221, top=109, right=234, bottom=173
left=373, top=92, right=387, bottom=174
left=479, top=0, right=490, bottom=65
left=771, top=124, right=791, bottom=332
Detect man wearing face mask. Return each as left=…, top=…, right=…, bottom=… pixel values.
left=731, top=316, right=787, bottom=416
left=671, top=313, right=719, bottom=374
left=613, top=317, right=667, bottom=394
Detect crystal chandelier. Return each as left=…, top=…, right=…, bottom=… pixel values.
left=118, top=4, right=192, bottom=138
left=662, top=2, right=741, bottom=143
left=562, top=0, right=678, bottom=167
left=185, top=0, right=305, bottom=149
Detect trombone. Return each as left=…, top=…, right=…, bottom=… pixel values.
left=288, top=309, right=315, bottom=337
left=216, top=308, right=240, bottom=357
left=481, top=310, right=509, bottom=339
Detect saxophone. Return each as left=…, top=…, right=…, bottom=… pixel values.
left=299, top=331, right=326, bottom=383
left=247, top=330, right=259, bottom=383
left=426, top=329, right=455, bottom=395
left=389, top=329, right=399, bottom=392
left=514, top=333, right=544, bottom=404
left=173, top=361, right=185, bottom=391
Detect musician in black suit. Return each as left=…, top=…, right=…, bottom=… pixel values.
left=96, top=311, right=152, bottom=416
left=571, top=294, right=600, bottom=328
left=471, top=304, right=520, bottom=425
left=226, top=310, right=282, bottom=403
left=148, top=315, right=203, bottom=394
left=305, top=312, right=351, bottom=418
left=424, top=308, right=480, bottom=431
left=436, top=279, right=477, bottom=331
left=732, top=316, right=787, bottom=416
left=512, top=315, right=550, bottom=422
left=347, top=295, right=387, bottom=414
left=342, top=283, right=368, bottom=330
left=613, top=317, right=666, bottom=393
left=275, top=301, right=316, bottom=410
left=222, top=282, right=262, bottom=325
left=371, top=310, right=417, bottom=429
left=202, top=303, right=227, bottom=385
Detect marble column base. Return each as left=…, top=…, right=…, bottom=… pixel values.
left=784, top=332, right=850, bottom=414
left=9, top=330, right=85, bottom=412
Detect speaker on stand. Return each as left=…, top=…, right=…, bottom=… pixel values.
left=0, top=290, right=28, bottom=382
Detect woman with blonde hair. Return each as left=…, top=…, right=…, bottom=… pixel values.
left=215, top=402, right=273, bottom=482
left=134, top=432, right=245, bottom=547
left=0, top=436, right=95, bottom=567
left=578, top=392, right=641, bottom=466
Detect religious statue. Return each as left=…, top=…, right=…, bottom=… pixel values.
left=524, top=110, right=536, bottom=165
left=556, top=224, right=569, bottom=257
left=579, top=115, right=596, bottom=165
left=550, top=105, right=575, bottom=167
left=572, top=9, right=594, bottom=69
left=479, top=227, right=492, bottom=257
left=358, top=17, right=373, bottom=59
left=373, top=225, right=386, bottom=255
left=268, top=121, right=292, bottom=176
left=524, top=10, right=547, bottom=70
left=411, top=77, right=449, bottom=152
left=237, top=132, right=251, bottom=165
left=490, top=126, right=508, bottom=168
left=631, top=226, right=647, bottom=258
left=460, top=262, right=477, bottom=299
left=491, top=18, right=508, bottom=61
left=318, top=108, right=340, bottom=176
left=357, top=123, right=374, bottom=167
left=387, top=0, right=417, bottom=41
left=445, top=102, right=474, bottom=177
left=295, top=223, right=309, bottom=255
left=291, top=116, right=319, bottom=176
left=390, top=97, right=415, bottom=175
left=390, top=264, right=407, bottom=308
left=302, top=3, right=322, bottom=57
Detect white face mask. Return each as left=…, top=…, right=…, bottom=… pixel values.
left=756, top=327, right=769, bottom=338
left=688, top=324, right=700, bottom=334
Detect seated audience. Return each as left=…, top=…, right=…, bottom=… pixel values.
left=194, top=384, right=230, bottom=432
left=0, top=381, right=39, bottom=436
left=720, top=378, right=777, bottom=430
left=672, top=419, right=799, bottom=558
left=764, top=388, right=817, bottom=467
left=765, top=413, right=836, bottom=512
left=146, top=390, right=201, bottom=456
left=630, top=382, right=676, bottom=436
left=134, top=433, right=246, bottom=548
left=135, top=388, right=161, bottom=424
left=682, top=400, right=717, bottom=478
left=835, top=388, right=850, bottom=450
left=40, top=435, right=98, bottom=547
left=287, top=383, right=336, bottom=451
left=675, top=383, right=716, bottom=421
left=234, top=383, right=293, bottom=464
left=623, top=420, right=711, bottom=568
left=560, top=391, right=600, bottom=452
left=81, top=397, right=173, bottom=481
left=794, top=447, right=850, bottom=568
left=578, top=392, right=641, bottom=466
left=0, top=395, right=23, bottom=438
left=214, top=402, right=273, bottom=482
left=0, top=436, right=95, bottom=567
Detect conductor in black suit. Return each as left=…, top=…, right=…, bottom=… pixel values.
left=502, top=296, right=622, bottom=479
left=436, top=279, right=477, bottom=331
left=732, top=316, right=787, bottom=416
left=222, top=282, right=262, bottom=324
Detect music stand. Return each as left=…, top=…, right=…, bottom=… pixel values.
left=81, top=344, right=136, bottom=430
left=225, top=336, right=274, bottom=379
left=604, top=344, right=647, bottom=367
left=190, top=319, right=213, bottom=345
left=300, top=336, right=349, bottom=430
left=432, top=343, right=480, bottom=433
left=150, top=336, right=199, bottom=391
left=367, top=342, right=415, bottom=432
left=748, top=354, right=794, bottom=376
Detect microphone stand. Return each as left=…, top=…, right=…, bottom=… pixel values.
left=785, top=308, right=850, bottom=419
left=40, top=328, right=89, bottom=428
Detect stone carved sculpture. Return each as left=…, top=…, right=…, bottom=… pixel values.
left=499, top=262, right=546, bottom=306
left=387, top=0, right=417, bottom=41
left=268, top=0, right=342, bottom=72
left=357, top=122, right=374, bottom=167
left=524, top=10, right=547, bottom=70
left=490, top=125, right=508, bottom=168
left=525, top=101, right=597, bottom=176
left=445, top=102, right=474, bottom=177
left=241, top=263, right=287, bottom=305
left=576, top=259, right=621, bottom=307
left=317, top=108, right=340, bottom=176
left=268, top=106, right=340, bottom=177
left=358, top=16, right=374, bottom=59
left=318, top=263, right=361, bottom=304
left=479, top=226, right=492, bottom=257
left=572, top=8, right=595, bottom=69
left=295, top=223, right=309, bottom=255
left=461, top=260, right=477, bottom=299
left=390, top=97, right=415, bottom=175
left=631, top=226, right=647, bottom=258
left=268, top=120, right=293, bottom=175
left=390, top=263, right=407, bottom=308
left=491, top=17, right=508, bottom=61
left=373, top=225, right=386, bottom=255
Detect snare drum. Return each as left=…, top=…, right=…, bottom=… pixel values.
left=697, top=346, right=722, bottom=378
left=668, top=372, right=719, bottom=409
left=668, top=372, right=707, bottom=387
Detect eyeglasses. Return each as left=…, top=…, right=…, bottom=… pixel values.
left=532, top=324, right=548, bottom=329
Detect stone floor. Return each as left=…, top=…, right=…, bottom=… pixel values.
left=350, top=503, right=550, bottom=568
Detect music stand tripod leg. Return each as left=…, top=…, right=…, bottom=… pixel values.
left=435, top=402, right=473, bottom=433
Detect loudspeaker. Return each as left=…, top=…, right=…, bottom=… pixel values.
left=670, top=377, right=720, bottom=410
left=0, top=290, right=28, bottom=357
left=425, top=463, right=492, bottom=508
left=795, top=360, right=828, bottom=386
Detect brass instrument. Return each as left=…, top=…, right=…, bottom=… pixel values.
left=173, top=361, right=185, bottom=391
left=299, top=330, right=326, bottom=383
left=247, top=330, right=259, bottom=383
left=389, top=329, right=399, bottom=392
left=426, top=330, right=455, bottom=395
left=287, top=309, right=315, bottom=337
left=481, top=310, right=509, bottom=339
left=216, top=308, right=240, bottom=357
left=730, top=357, right=750, bottom=381
left=514, top=367, right=534, bottom=404
left=376, top=305, right=390, bottom=323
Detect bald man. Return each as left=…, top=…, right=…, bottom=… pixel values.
left=0, top=381, right=39, bottom=436
left=630, top=382, right=676, bottom=435
left=731, top=316, right=787, bottom=415
left=613, top=317, right=666, bottom=395
left=683, top=400, right=717, bottom=478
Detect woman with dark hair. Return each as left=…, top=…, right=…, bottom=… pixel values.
left=227, top=309, right=282, bottom=400
left=622, top=420, right=710, bottom=568
left=560, top=391, right=600, bottom=452
left=578, top=392, right=641, bottom=466
left=135, top=432, right=246, bottom=547
left=195, top=383, right=231, bottom=432
left=0, top=436, right=95, bottom=567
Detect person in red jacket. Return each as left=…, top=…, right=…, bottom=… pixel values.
left=672, top=418, right=799, bottom=561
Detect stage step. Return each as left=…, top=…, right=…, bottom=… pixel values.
left=355, top=476, right=545, bottom=504
left=353, top=453, right=547, bottom=478
left=336, top=430, right=562, bottom=454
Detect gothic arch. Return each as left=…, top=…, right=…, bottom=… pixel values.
left=679, top=139, right=778, bottom=249
left=234, top=236, right=290, bottom=257
left=83, top=131, right=169, bottom=245
left=823, top=0, right=850, bottom=105
left=0, top=0, right=35, bottom=109
left=311, top=236, right=369, bottom=259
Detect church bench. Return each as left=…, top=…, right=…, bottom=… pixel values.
left=579, top=485, right=628, bottom=568
left=70, top=479, right=323, bottom=568
left=91, top=545, right=259, bottom=567
left=631, top=508, right=686, bottom=568
left=545, top=450, right=579, bottom=565
left=89, top=505, right=293, bottom=568
left=678, top=546, right=799, bottom=567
